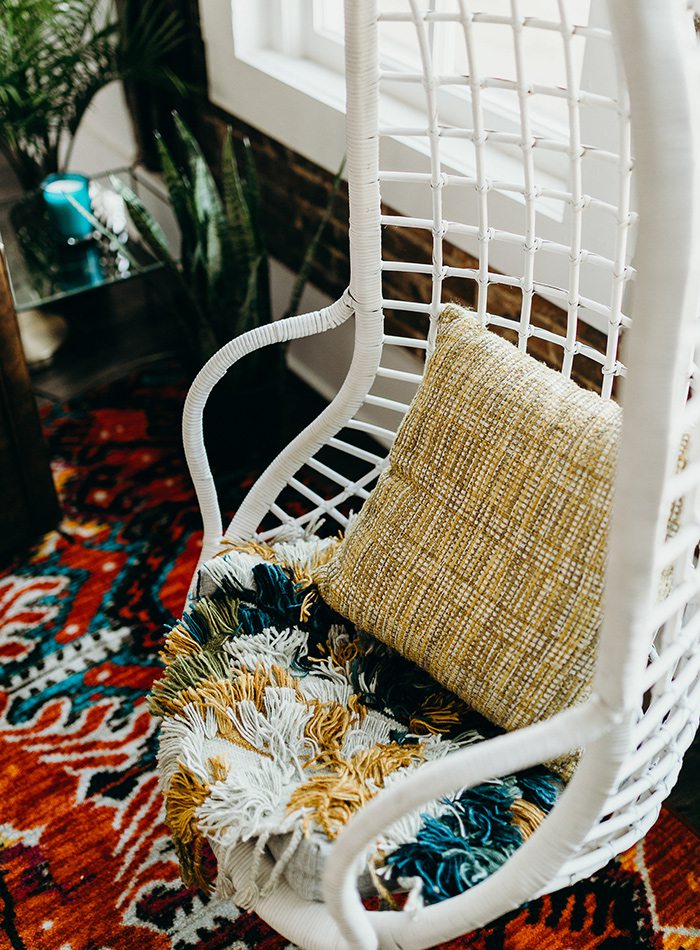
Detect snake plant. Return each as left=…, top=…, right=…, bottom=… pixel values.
left=112, top=113, right=344, bottom=368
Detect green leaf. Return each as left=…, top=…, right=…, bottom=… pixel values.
left=155, top=131, right=195, bottom=263
left=192, top=152, right=221, bottom=229
left=171, top=113, right=231, bottom=298
left=63, top=191, right=140, bottom=270
left=221, top=127, right=256, bottom=279
left=172, top=112, right=209, bottom=184
left=190, top=152, right=234, bottom=334
left=241, top=136, right=264, bottom=254
left=205, top=199, right=223, bottom=298
left=110, top=174, right=179, bottom=272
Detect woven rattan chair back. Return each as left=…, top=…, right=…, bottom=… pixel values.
left=181, top=3, right=700, bottom=947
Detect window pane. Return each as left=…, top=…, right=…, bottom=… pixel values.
left=313, top=0, right=343, bottom=41
left=312, top=0, right=592, bottom=130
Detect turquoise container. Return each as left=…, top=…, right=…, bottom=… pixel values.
left=41, top=173, right=94, bottom=242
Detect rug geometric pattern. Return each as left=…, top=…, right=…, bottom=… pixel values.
left=1, top=365, right=698, bottom=949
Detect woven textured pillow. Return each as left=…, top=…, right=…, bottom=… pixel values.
left=317, top=305, right=622, bottom=774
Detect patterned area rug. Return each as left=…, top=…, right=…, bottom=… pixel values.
left=1, top=364, right=698, bottom=950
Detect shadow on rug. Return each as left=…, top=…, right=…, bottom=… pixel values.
left=1, top=364, right=698, bottom=950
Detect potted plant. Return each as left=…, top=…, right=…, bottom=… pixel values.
left=112, top=114, right=344, bottom=456
left=0, top=0, right=184, bottom=191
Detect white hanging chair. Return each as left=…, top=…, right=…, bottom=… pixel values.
left=174, top=2, right=700, bottom=947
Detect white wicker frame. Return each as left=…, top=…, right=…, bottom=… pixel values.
left=181, top=3, right=700, bottom=948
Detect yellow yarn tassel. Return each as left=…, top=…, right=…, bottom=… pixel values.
left=207, top=755, right=230, bottom=783
left=348, top=694, right=367, bottom=721
left=409, top=692, right=465, bottom=735
left=290, top=741, right=424, bottom=839
left=169, top=665, right=304, bottom=752
left=510, top=798, right=547, bottom=838
left=162, top=622, right=201, bottom=663
left=367, top=852, right=399, bottom=909
left=327, top=633, right=364, bottom=668
left=299, top=589, right=318, bottom=624
left=304, top=701, right=355, bottom=768
left=298, top=537, right=342, bottom=588
left=164, top=762, right=212, bottom=890
left=226, top=663, right=303, bottom=710
left=347, top=742, right=423, bottom=787
left=174, top=677, right=268, bottom=754
left=165, top=763, right=209, bottom=842
left=215, top=538, right=277, bottom=560
left=287, top=773, right=368, bottom=839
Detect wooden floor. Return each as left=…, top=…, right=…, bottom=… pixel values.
left=4, top=160, right=697, bottom=838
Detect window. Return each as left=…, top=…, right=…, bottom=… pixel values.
left=199, top=0, right=619, bottom=333
left=311, top=0, right=591, bottom=134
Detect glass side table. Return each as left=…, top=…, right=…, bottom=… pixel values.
left=0, top=166, right=176, bottom=365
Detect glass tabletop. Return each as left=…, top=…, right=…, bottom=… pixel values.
left=0, top=166, right=176, bottom=313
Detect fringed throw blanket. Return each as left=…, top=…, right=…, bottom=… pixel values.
left=150, top=530, right=562, bottom=909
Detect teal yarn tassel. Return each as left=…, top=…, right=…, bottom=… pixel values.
left=518, top=768, right=562, bottom=812
left=385, top=783, right=524, bottom=904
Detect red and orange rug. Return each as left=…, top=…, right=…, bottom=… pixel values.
left=1, top=365, right=698, bottom=949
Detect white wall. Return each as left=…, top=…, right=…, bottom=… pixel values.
left=273, top=259, right=422, bottom=441
left=69, top=83, right=138, bottom=175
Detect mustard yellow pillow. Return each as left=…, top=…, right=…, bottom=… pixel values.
left=317, top=306, right=621, bottom=775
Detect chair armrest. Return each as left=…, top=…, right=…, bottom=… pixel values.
left=323, top=696, right=619, bottom=950
left=182, top=292, right=355, bottom=568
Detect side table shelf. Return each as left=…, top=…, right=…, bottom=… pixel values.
left=0, top=165, right=178, bottom=399
left=0, top=165, right=174, bottom=315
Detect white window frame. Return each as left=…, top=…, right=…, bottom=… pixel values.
left=304, top=0, right=593, bottom=170
left=198, top=0, right=621, bottom=334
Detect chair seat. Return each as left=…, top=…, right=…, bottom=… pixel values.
left=150, top=531, right=562, bottom=909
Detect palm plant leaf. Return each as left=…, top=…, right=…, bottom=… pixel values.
left=116, top=0, right=184, bottom=88
left=0, top=0, right=186, bottom=188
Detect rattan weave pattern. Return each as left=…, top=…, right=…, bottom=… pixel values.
left=179, top=5, right=700, bottom=945
left=318, top=305, right=621, bottom=776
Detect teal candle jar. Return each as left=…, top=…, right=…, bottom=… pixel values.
left=57, top=245, right=105, bottom=294
left=41, top=173, right=94, bottom=242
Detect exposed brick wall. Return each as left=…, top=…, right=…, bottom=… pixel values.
left=199, top=107, right=609, bottom=394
